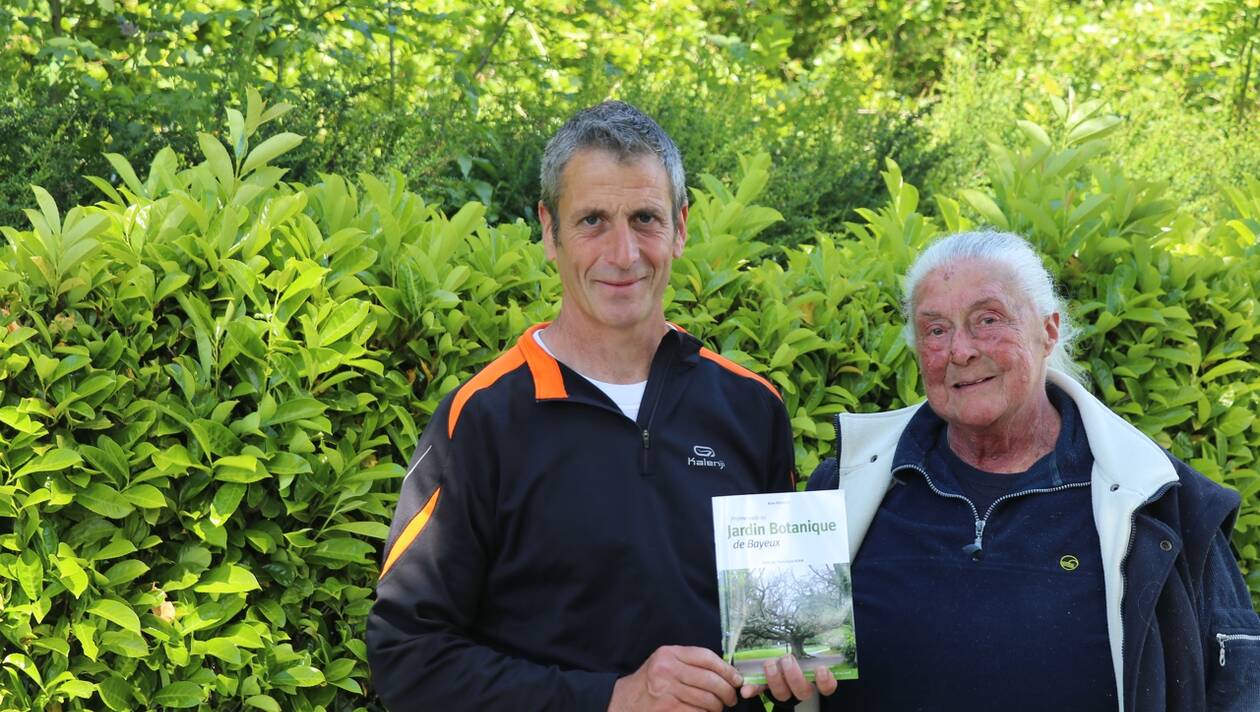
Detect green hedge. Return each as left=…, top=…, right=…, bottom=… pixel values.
left=0, top=92, right=1257, bottom=710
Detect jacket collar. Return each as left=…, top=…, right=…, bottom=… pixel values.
left=1046, top=370, right=1177, bottom=496
left=515, top=322, right=698, bottom=402
left=889, top=381, right=1094, bottom=488
left=839, top=369, right=1178, bottom=499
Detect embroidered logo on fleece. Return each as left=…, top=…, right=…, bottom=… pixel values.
left=688, top=445, right=726, bottom=470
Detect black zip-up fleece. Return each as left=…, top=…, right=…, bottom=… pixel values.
left=369, top=323, right=796, bottom=711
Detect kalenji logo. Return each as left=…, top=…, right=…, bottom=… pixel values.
left=688, top=445, right=725, bottom=470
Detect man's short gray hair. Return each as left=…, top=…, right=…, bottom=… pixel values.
left=539, top=100, right=686, bottom=238
left=901, top=230, right=1085, bottom=383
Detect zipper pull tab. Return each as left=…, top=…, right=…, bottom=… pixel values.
left=642, top=430, right=650, bottom=449
left=1218, top=634, right=1227, bottom=667
left=963, top=519, right=986, bottom=560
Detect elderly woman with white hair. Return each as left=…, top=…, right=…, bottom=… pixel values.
left=761, top=231, right=1260, bottom=711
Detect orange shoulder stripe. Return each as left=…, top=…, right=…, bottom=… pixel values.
left=379, top=486, right=441, bottom=580
left=517, top=323, right=568, bottom=400
left=698, top=347, right=782, bottom=401
left=448, top=346, right=527, bottom=438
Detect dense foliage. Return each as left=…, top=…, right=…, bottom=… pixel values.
left=1, top=87, right=1258, bottom=710
left=4, top=1, right=1259, bottom=233
left=2, top=0, right=1258, bottom=709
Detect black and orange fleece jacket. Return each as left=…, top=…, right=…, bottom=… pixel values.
left=368, top=323, right=795, bottom=711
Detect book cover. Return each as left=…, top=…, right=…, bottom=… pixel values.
left=712, top=490, right=858, bottom=684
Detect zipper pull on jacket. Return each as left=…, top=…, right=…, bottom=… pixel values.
left=963, top=518, right=986, bottom=560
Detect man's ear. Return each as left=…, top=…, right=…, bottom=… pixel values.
left=539, top=201, right=557, bottom=260
left=672, top=202, right=689, bottom=258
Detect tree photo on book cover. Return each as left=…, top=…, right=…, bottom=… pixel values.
left=721, top=564, right=857, bottom=676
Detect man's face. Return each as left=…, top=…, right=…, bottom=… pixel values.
left=912, top=258, right=1059, bottom=432
left=539, top=149, right=686, bottom=336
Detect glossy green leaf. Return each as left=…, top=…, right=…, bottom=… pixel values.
left=241, top=132, right=303, bottom=176
left=122, top=483, right=167, bottom=509
left=245, top=694, right=282, bottom=712
left=198, top=132, right=235, bottom=190
left=311, top=536, right=375, bottom=564
left=92, top=536, right=138, bottom=560
left=16, top=549, right=42, bottom=599
left=192, top=637, right=243, bottom=665
left=191, top=419, right=244, bottom=457
left=319, top=299, right=371, bottom=344
left=265, top=397, right=326, bottom=426
left=52, top=676, right=96, bottom=698
left=153, top=681, right=204, bottom=708
left=194, top=564, right=261, bottom=594
left=210, top=483, right=247, bottom=525
left=326, top=520, right=390, bottom=540
left=31, top=637, right=69, bottom=658
left=99, top=630, right=149, bottom=657
left=97, top=675, right=134, bottom=711
left=103, top=559, right=150, bottom=586
left=1201, top=360, right=1255, bottom=382
left=54, top=555, right=89, bottom=598
left=77, top=482, right=136, bottom=519
left=14, top=447, right=82, bottom=478
left=3, top=653, right=42, bottom=687
left=272, top=665, right=325, bottom=688
left=960, top=189, right=1009, bottom=230
left=88, top=598, right=142, bottom=633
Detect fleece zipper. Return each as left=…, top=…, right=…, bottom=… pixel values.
left=636, top=338, right=677, bottom=476
left=901, top=464, right=1090, bottom=559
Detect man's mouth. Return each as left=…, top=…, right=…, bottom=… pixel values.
left=598, top=277, right=645, bottom=289
left=952, top=376, right=995, bottom=389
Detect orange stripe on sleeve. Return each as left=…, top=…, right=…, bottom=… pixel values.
left=379, top=486, right=441, bottom=580
left=697, top=347, right=782, bottom=400
left=448, top=347, right=527, bottom=438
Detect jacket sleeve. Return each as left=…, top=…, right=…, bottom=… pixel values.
left=805, top=458, right=839, bottom=492
left=768, top=394, right=799, bottom=494
left=366, top=399, right=617, bottom=711
left=1202, top=529, right=1260, bottom=712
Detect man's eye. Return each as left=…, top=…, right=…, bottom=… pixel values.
left=581, top=215, right=601, bottom=226
left=634, top=213, right=656, bottom=224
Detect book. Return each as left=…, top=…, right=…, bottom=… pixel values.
left=712, top=490, right=858, bottom=684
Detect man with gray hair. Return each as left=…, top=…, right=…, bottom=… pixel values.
left=368, top=101, right=804, bottom=711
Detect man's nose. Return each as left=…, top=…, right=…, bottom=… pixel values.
left=607, top=220, right=639, bottom=269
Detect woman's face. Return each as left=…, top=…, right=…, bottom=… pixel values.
left=911, top=259, right=1059, bottom=433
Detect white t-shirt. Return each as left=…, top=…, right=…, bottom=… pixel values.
left=534, top=330, right=646, bottom=421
